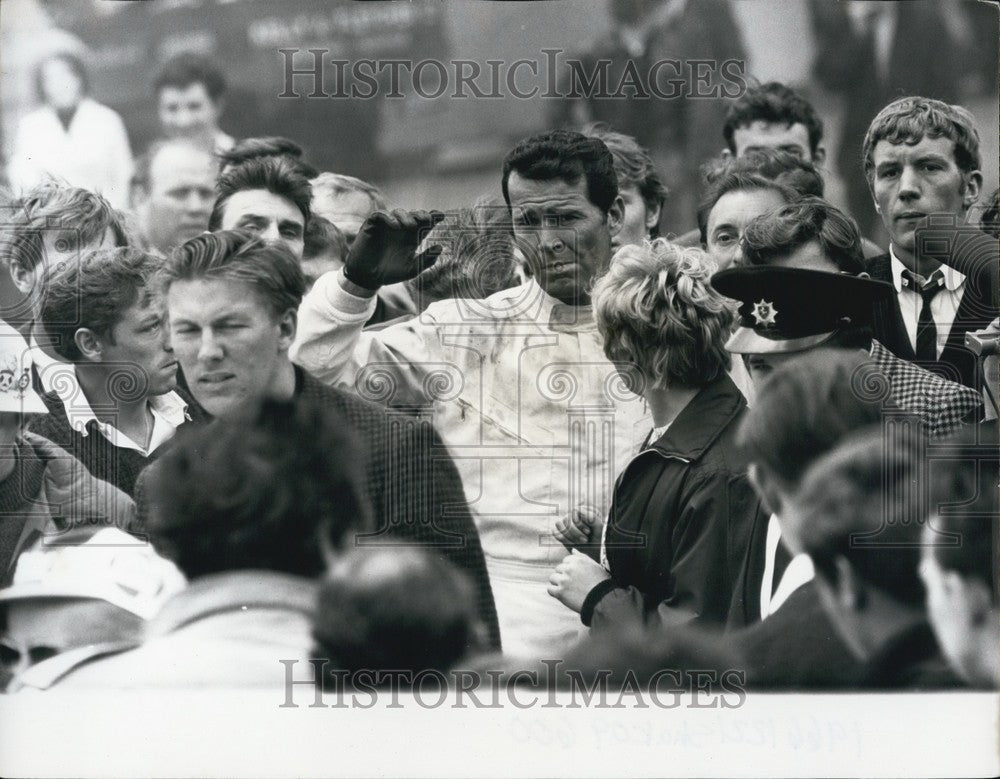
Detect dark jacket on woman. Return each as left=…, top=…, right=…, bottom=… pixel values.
left=581, top=374, right=765, bottom=632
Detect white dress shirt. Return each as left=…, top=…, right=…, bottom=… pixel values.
left=890, top=247, right=966, bottom=359
left=759, top=514, right=815, bottom=620
left=57, top=370, right=189, bottom=456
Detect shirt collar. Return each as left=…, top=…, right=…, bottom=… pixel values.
left=148, top=570, right=317, bottom=638
left=57, top=367, right=189, bottom=449
left=889, top=246, right=965, bottom=292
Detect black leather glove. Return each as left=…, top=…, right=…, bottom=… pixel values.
left=342, top=209, right=446, bottom=291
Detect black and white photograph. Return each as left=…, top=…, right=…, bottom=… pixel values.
left=0, top=0, right=997, bottom=776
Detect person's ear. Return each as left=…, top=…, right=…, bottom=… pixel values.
left=962, top=170, right=983, bottom=210
left=812, top=145, right=827, bottom=166
left=9, top=261, right=34, bottom=296
left=944, top=569, right=992, bottom=628
left=834, top=555, right=866, bottom=612
left=276, top=307, right=298, bottom=351
left=74, top=328, right=104, bottom=362
left=645, top=200, right=662, bottom=233
left=606, top=194, right=625, bottom=238
left=871, top=186, right=882, bottom=214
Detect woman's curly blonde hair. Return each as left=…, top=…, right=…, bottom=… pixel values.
left=591, top=239, right=736, bottom=390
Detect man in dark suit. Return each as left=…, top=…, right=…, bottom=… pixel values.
left=862, top=96, right=998, bottom=391
left=148, top=229, right=500, bottom=648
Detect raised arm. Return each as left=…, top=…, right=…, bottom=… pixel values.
left=291, top=209, right=446, bottom=403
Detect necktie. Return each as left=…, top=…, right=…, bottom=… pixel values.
left=901, top=269, right=944, bottom=362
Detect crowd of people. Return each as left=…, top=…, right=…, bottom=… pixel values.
left=0, top=45, right=997, bottom=697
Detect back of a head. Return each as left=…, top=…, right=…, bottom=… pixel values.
left=209, top=157, right=312, bottom=231
left=862, top=96, right=982, bottom=182
left=738, top=349, right=892, bottom=489
left=163, top=229, right=306, bottom=317
left=501, top=130, right=618, bottom=214
left=0, top=182, right=131, bottom=275
left=217, top=136, right=318, bottom=179
left=144, top=399, right=373, bottom=580
left=740, top=196, right=866, bottom=275
left=312, top=547, right=481, bottom=681
left=928, top=424, right=999, bottom=603
left=722, top=81, right=824, bottom=157
left=154, top=51, right=227, bottom=103
left=791, top=427, right=928, bottom=607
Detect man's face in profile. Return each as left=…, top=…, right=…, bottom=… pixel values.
left=506, top=172, right=622, bottom=306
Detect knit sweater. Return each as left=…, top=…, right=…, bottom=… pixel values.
left=296, top=368, right=501, bottom=648
left=29, top=387, right=208, bottom=498
left=134, top=367, right=501, bottom=649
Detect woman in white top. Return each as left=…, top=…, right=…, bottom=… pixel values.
left=8, top=53, right=133, bottom=210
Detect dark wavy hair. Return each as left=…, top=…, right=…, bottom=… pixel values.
left=209, top=156, right=313, bottom=231
left=793, top=427, right=930, bottom=607
left=501, top=130, right=619, bottom=214
left=737, top=349, right=890, bottom=488
left=217, top=135, right=318, bottom=179
left=740, top=196, right=866, bottom=275
left=154, top=51, right=227, bottom=102
left=40, top=247, right=160, bottom=362
left=722, top=81, right=824, bottom=157
left=145, top=399, right=373, bottom=579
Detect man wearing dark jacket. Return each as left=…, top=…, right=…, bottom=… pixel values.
left=862, top=97, right=997, bottom=390
left=29, top=247, right=206, bottom=497
left=145, top=229, right=500, bottom=648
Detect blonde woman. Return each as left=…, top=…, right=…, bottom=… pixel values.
left=549, top=239, right=764, bottom=632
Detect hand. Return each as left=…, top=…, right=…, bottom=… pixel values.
left=553, top=504, right=604, bottom=552
left=547, top=549, right=611, bottom=613
left=343, top=209, right=445, bottom=291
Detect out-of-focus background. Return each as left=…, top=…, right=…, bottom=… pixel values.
left=1, top=0, right=997, bottom=228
